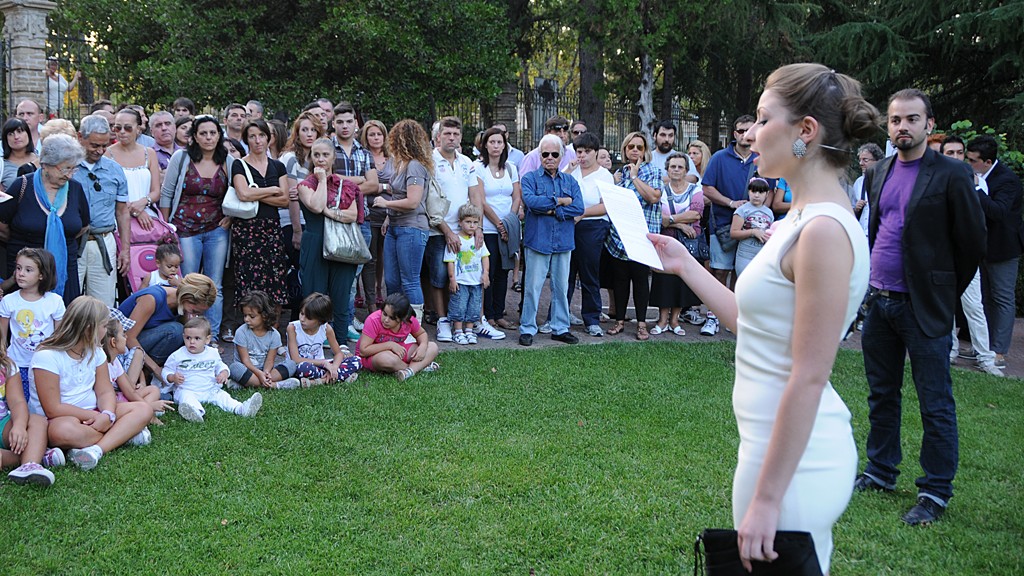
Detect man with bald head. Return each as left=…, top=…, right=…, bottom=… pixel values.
left=15, top=99, right=43, bottom=154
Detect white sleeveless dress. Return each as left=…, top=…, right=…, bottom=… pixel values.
left=120, top=148, right=158, bottom=217
left=731, top=202, right=869, bottom=573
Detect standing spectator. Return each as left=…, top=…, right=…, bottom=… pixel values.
left=518, top=116, right=578, bottom=174
left=230, top=120, right=290, bottom=317
left=491, top=123, right=525, bottom=168
left=361, top=120, right=391, bottom=312
left=566, top=132, right=612, bottom=337
left=160, top=115, right=234, bottom=339
left=15, top=99, right=44, bottom=154
left=687, top=140, right=712, bottom=180
left=223, top=104, right=248, bottom=152
left=650, top=120, right=699, bottom=181
left=857, top=89, right=986, bottom=526
left=172, top=97, right=195, bottom=119
left=597, top=147, right=613, bottom=171
left=174, top=116, right=192, bottom=149
left=245, top=100, right=264, bottom=121
left=149, top=111, right=180, bottom=173
left=44, top=58, right=79, bottom=119
left=106, top=108, right=161, bottom=239
left=2, top=119, right=39, bottom=191
left=605, top=132, right=664, bottom=341
left=518, top=135, right=584, bottom=346
left=731, top=177, right=774, bottom=277
left=966, top=135, right=1023, bottom=369
left=72, top=115, right=128, bottom=307
left=477, top=126, right=522, bottom=331
left=853, top=143, right=884, bottom=235
left=650, top=153, right=703, bottom=335
left=700, top=115, right=761, bottom=335
left=280, top=111, right=326, bottom=310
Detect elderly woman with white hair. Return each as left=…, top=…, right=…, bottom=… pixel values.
left=605, top=131, right=664, bottom=341
left=0, top=134, right=90, bottom=303
left=518, top=133, right=584, bottom=346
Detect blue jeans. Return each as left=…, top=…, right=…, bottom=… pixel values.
left=178, top=226, right=229, bottom=336
left=862, top=294, right=958, bottom=503
left=520, top=248, right=571, bottom=336
left=448, top=283, right=483, bottom=323
left=568, top=219, right=609, bottom=327
left=138, top=321, right=184, bottom=366
left=423, top=234, right=449, bottom=289
left=383, top=226, right=428, bottom=305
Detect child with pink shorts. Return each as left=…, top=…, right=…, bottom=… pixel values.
left=357, top=293, right=439, bottom=381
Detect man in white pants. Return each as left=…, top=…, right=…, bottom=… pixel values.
left=73, top=115, right=128, bottom=307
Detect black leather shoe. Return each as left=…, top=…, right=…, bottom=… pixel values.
left=902, top=496, right=945, bottom=526
left=519, top=334, right=533, bottom=347
left=853, top=473, right=893, bottom=493
left=551, top=331, right=579, bottom=344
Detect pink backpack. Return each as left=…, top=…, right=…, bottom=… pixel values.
left=116, top=210, right=179, bottom=292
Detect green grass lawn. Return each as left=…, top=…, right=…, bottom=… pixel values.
left=3, top=342, right=1022, bottom=575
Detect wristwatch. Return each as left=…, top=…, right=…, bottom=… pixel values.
left=668, top=215, right=676, bottom=224
left=101, top=409, right=116, bottom=424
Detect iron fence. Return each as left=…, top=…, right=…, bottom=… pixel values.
left=0, top=37, right=10, bottom=122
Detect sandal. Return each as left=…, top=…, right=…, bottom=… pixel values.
left=671, top=325, right=686, bottom=336
left=607, top=321, right=626, bottom=335
left=636, top=323, right=650, bottom=341
left=649, top=323, right=668, bottom=335
left=395, top=368, right=415, bottom=382
left=422, top=361, right=440, bottom=373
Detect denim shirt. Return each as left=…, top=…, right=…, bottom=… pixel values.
left=73, top=156, right=128, bottom=231
left=521, top=167, right=584, bottom=254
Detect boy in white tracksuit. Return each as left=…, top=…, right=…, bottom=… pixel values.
left=162, top=318, right=262, bottom=423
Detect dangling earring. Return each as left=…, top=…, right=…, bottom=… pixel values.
left=792, top=139, right=807, bottom=158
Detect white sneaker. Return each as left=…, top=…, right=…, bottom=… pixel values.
left=569, top=314, right=583, bottom=326
left=277, top=378, right=301, bottom=389
left=436, top=317, right=453, bottom=342
left=538, top=322, right=553, bottom=334
left=179, top=402, right=205, bottom=423
left=128, top=427, right=152, bottom=447
left=682, top=309, right=705, bottom=325
left=465, top=331, right=478, bottom=344
left=474, top=322, right=506, bottom=340
left=351, top=317, right=364, bottom=331
left=453, top=332, right=470, bottom=345
left=42, top=447, right=65, bottom=468
left=238, top=392, right=263, bottom=417
left=8, top=462, right=54, bottom=486
left=978, top=363, right=1005, bottom=377
left=586, top=324, right=604, bottom=337
left=700, top=316, right=720, bottom=336
left=68, top=444, right=103, bottom=471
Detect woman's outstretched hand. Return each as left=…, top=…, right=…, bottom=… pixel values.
left=646, top=232, right=693, bottom=277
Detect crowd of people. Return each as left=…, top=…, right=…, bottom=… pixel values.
left=0, top=64, right=1020, bottom=573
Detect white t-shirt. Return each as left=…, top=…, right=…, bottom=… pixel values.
left=433, top=149, right=479, bottom=232
left=474, top=160, right=519, bottom=234
left=0, top=291, right=66, bottom=369
left=108, top=359, right=126, bottom=391
left=29, top=347, right=106, bottom=415
left=569, top=166, right=613, bottom=221
left=289, top=320, right=325, bottom=361
left=162, top=346, right=229, bottom=395
left=444, top=235, right=491, bottom=286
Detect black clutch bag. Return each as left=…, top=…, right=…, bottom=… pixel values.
left=693, top=529, right=822, bottom=576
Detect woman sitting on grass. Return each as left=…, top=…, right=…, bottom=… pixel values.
left=356, top=293, right=439, bottom=382
left=29, top=296, right=154, bottom=471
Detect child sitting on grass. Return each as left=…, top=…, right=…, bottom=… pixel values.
left=102, top=315, right=172, bottom=425
left=1, top=341, right=62, bottom=486
left=229, top=291, right=300, bottom=390
left=286, top=292, right=360, bottom=387
left=163, top=317, right=262, bottom=424
left=443, top=203, right=490, bottom=345
left=139, top=243, right=182, bottom=288
left=357, top=293, right=439, bottom=382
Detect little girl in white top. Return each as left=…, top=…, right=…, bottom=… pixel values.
left=287, top=293, right=360, bottom=386
left=139, top=244, right=182, bottom=288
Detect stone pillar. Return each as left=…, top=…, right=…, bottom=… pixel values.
left=493, top=80, right=520, bottom=149
left=0, top=0, right=57, bottom=114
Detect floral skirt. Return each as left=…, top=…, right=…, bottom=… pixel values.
left=231, top=217, right=288, bottom=305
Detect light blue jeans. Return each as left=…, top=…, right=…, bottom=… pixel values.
left=383, top=226, right=429, bottom=305
left=520, top=248, right=571, bottom=336
left=178, top=226, right=229, bottom=336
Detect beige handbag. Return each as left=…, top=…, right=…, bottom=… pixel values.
left=322, top=179, right=371, bottom=264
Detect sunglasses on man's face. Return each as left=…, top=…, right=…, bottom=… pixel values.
left=735, top=128, right=749, bottom=135
left=550, top=125, right=569, bottom=132
left=541, top=151, right=561, bottom=159
left=571, top=129, right=586, bottom=136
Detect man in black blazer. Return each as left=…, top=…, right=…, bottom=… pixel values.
left=855, top=89, right=986, bottom=526
left=966, top=135, right=1024, bottom=368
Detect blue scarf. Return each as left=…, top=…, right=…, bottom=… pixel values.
left=33, top=170, right=69, bottom=295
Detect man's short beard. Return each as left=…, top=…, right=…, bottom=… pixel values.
left=657, top=142, right=673, bottom=153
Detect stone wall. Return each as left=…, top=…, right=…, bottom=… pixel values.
left=0, top=0, right=57, bottom=113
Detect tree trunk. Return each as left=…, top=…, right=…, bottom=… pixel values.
left=660, top=50, right=674, bottom=121
left=638, top=52, right=655, bottom=145
left=578, top=24, right=605, bottom=141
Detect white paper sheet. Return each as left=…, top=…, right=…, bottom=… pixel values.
left=596, top=181, right=664, bottom=270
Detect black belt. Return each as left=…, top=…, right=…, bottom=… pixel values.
left=877, top=289, right=908, bottom=301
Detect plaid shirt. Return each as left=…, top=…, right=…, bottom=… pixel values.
left=331, top=137, right=374, bottom=177
left=606, top=162, right=664, bottom=260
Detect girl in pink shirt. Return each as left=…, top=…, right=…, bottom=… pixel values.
left=357, top=293, right=439, bottom=381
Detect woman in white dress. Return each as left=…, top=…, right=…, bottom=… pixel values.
left=106, top=107, right=161, bottom=234
left=650, top=63, right=879, bottom=574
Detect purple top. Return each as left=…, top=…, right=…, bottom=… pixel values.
left=870, top=158, right=921, bottom=292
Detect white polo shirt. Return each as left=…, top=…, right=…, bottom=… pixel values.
left=432, top=148, right=479, bottom=232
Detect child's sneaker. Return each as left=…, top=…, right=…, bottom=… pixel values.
left=42, top=447, right=65, bottom=468
left=8, top=462, right=54, bottom=486
left=343, top=372, right=359, bottom=383
left=474, top=321, right=506, bottom=340
left=466, top=331, right=478, bottom=344
left=700, top=315, right=720, bottom=336
left=68, top=445, right=103, bottom=471
left=128, top=427, right=152, bottom=447
left=238, top=392, right=263, bottom=418
left=179, top=402, right=205, bottom=423
left=436, top=317, right=454, bottom=342
left=277, top=378, right=301, bottom=390
left=453, top=331, right=470, bottom=345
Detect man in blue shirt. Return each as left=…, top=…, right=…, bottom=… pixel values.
left=73, top=114, right=129, bottom=307
left=519, top=135, right=584, bottom=346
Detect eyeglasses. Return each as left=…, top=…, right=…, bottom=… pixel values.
left=53, top=165, right=78, bottom=177
left=86, top=171, right=101, bottom=191
left=541, top=151, right=561, bottom=158
left=626, top=144, right=645, bottom=151
left=571, top=129, right=586, bottom=135
left=111, top=124, right=134, bottom=133
left=734, top=128, right=749, bottom=135
left=550, top=125, right=569, bottom=132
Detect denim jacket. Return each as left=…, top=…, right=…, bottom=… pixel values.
left=521, top=167, right=584, bottom=254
